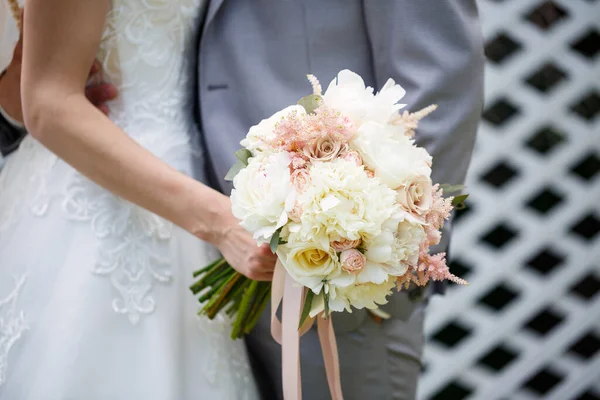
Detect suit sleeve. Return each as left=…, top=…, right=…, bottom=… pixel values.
left=362, top=0, right=485, bottom=187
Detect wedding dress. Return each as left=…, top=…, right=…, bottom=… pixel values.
left=0, top=0, right=259, bottom=398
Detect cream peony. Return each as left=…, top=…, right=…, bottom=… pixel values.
left=230, top=152, right=296, bottom=243
left=395, top=175, right=434, bottom=217
left=278, top=235, right=341, bottom=293
left=323, top=70, right=407, bottom=126
left=294, top=158, right=397, bottom=242
left=240, top=105, right=306, bottom=153
left=351, top=121, right=432, bottom=190
left=324, top=278, right=396, bottom=313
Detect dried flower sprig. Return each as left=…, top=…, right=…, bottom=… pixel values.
left=390, top=104, right=438, bottom=138
left=7, top=0, right=21, bottom=30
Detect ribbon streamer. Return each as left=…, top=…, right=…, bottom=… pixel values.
left=271, top=260, right=344, bottom=400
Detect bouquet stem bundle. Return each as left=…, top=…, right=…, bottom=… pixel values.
left=190, top=258, right=270, bottom=339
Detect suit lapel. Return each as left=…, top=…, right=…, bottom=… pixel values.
left=203, top=0, right=225, bottom=33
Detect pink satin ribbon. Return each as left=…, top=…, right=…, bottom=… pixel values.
left=271, top=260, right=344, bottom=400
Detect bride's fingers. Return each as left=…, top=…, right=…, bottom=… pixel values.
left=253, top=271, right=274, bottom=282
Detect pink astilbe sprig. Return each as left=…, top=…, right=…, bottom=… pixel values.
left=389, top=104, right=438, bottom=138
left=269, top=105, right=356, bottom=153
left=425, top=184, right=454, bottom=230
left=397, top=252, right=468, bottom=290
left=307, top=74, right=322, bottom=95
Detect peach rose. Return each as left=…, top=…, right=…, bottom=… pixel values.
left=330, top=238, right=361, bottom=252
left=288, top=202, right=303, bottom=222
left=291, top=168, right=311, bottom=193
left=395, top=176, right=433, bottom=216
left=303, top=136, right=347, bottom=162
left=291, top=154, right=308, bottom=170
left=342, top=150, right=363, bottom=166
left=340, top=249, right=366, bottom=274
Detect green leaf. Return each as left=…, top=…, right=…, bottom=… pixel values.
left=298, top=290, right=315, bottom=329
left=235, top=148, right=252, bottom=166
left=224, top=160, right=245, bottom=181
left=298, top=94, right=323, bottom=114
left=269, top=229, right=281, bottom=253
left=452, top=194, right=469, bottom=209
left=439, top=183, right=465, bottom=194
left=323, top=290, right=330, bottom=318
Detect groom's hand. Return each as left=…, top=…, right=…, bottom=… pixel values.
left=215, top=213, right=277, bottom=282
left=85, top=61, right=118, bottom=115
left=1, top=8, right=113, bottom=124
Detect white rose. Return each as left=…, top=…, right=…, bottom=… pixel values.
left=295, top=159, right=397, bottom=242
left=395, top=175, right=434, bottom=216
left=323, top=70, right=406, bottom=126
left=231, top=152, right=296, bottom=243
left=278, top=235, right=341, bottom=293
left=240, top=105, right=306, bottom=153
left=351, top=121, right=432, bottom=189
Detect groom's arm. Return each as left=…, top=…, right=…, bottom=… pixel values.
left=0, top=25, right=27, bottom=157
left=362, top=0, right=485, bottom=187
left=0, top=69, right=27, bottom=157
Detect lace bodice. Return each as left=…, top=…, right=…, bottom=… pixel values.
left=0, top=0, right=204, bottom=323
left=99, top=0, right=200, bottom=156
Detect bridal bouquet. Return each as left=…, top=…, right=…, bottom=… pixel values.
left=191, top=70, right=467, bottom=339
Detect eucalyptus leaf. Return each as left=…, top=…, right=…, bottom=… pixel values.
left=298, top=290, right=315, bottom=329
left=298, top=94, right=323, bottom=114
left=269, top=229, right=281, bottom=253
left=224, top=160, right=245, bottom=181
left=235, top=148, right=252, bottom=166
left=439, top=183, right=465, bottom=194
left=452, top=194, right=469, bottom=209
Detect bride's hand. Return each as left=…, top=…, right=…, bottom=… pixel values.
left=213, top=208, right=277, bottom=282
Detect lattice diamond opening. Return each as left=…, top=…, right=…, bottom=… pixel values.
left=525, top=125, right=567, bottom=155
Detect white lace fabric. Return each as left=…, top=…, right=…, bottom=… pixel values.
left=0, top=0, right=258, bottom=398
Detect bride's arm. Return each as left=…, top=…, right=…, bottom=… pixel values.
left=21, top=0, right=219, bottom=237
left=21, top=0, right=276, bottom=279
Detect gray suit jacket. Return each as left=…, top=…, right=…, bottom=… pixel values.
left=193, top=1, right=484, bottom=398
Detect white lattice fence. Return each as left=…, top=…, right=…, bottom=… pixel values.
left=419, top=1, right=600, bottom=399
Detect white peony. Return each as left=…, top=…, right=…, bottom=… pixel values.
left=240, top=105, right=306, bottom=153
left=323, top=69, right=406, bottom=126
left=351, top=121, right=432, bottom=189
left=293, top=158, right=397, bottom=242
left=359, top=212, right=426, bottom=284
left=230, top=152, right=296, bottom=243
